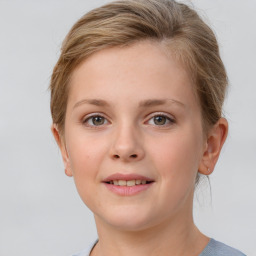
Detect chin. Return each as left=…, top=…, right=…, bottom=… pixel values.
left=95, top=206, right=158, bottom=232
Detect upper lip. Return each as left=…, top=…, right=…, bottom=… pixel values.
left=102, top=173, right=154, bottom=182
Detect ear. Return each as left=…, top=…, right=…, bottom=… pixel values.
left=198, top=118, right=228, bottom=175
left=51, top=124, right=73, bottom=177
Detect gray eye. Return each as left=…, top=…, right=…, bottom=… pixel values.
left=153, top=116, right=167, bottom=125
left=91, top=116, right=106, bottom=126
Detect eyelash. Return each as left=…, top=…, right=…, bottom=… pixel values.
left=146, top=112, right=175, bottom=127
left=82, top=113, right=109, bottom=127
left=81, top=112, right=175, bottom=128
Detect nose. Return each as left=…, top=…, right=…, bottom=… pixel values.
left=109, top=124, right=145, bottom=162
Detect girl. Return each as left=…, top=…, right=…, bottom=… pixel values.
left=50, top=0, right=245, bottom=255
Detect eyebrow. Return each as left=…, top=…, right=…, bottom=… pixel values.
left=73, top=98, right=185, bottom=109
left=138, top=99, right=185, bottom=108
left=73, top=99, right=109, bottom=109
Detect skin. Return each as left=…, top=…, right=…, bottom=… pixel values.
left=52, top=40, right=228, bottom=256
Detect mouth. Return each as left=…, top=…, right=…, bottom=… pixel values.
left=105, top=180, right=153, bottom=186
left=102, top=173, right=154, bottom=196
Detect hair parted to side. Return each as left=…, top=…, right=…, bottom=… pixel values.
left=50, top=0, right=228, bottom=137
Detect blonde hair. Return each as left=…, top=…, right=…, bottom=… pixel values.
left=50, top=0, right=228, bottom=136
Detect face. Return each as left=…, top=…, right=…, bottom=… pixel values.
left=57, top=41, right=208, bottom=231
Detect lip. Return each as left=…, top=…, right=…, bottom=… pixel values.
left=102, top=173, right=154, bottom=182
left=102, top=173, right=155, bottom=196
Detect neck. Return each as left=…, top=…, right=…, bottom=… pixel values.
left=91, top=201, right=209, bottom=256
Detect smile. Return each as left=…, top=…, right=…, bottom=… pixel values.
left=106, top=180, right=153, bottom=186
left=103, top=173, right=154, bottom=196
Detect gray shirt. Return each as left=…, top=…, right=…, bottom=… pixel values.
left=199, top=239, right=246, bottom=256
left=73, top=238, right=246, bottom=256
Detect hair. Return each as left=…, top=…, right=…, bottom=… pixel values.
left=50, top=0, right=228, bottom=184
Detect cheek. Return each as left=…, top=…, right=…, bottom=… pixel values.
left=149, top=128, right=203, bottom=183
left=66, top=129, right=106, bottom=167
left=65, top=131, right=109, bottom=190
left=65, top=134, right=108, bottom=208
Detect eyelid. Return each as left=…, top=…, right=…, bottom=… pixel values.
left=80, top=112, right=175, bottom=126
left=146, top=111, right=175, bottom=120
left=82, top=112, right=110, bottom=126
left=145, top=112, right=176, bottom=125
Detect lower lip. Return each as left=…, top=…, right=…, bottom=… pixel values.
left=103, top=183, right=153, bottom=196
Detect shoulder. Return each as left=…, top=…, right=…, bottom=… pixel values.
left=72, top=240, right=98, bottom=256
left=200, top=239, right=246, bottom=256
left=72, top=247, right=90, bottom=256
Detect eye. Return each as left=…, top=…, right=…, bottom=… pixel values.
left=83, top=115, right=108, bottom=127
left=147, top=113, right=175, bottom=126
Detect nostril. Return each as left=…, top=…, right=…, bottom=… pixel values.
left=112, top=154, right=138, bottom=159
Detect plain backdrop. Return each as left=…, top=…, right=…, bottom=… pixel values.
left=0, top=0, right=255, bottom=255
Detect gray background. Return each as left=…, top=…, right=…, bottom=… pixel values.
left=0, top=0, right=255, bottom=255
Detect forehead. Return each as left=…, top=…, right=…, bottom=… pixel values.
left=68, top=40, right=198, bottom=109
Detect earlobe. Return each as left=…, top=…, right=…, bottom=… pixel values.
left=198, top=118, right=228, bottom=175
left=65, top=168, right=73, bottom=177
left=51, top=124, right=73, bottom=177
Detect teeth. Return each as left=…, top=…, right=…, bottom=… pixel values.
left=109, top=180, right=150, bottom=186
left=127, top=180, right=135, bottom=186
left=118, top=180, right=126, bottom=186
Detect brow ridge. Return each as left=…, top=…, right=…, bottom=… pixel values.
left=73, top=98, right=184, bottom=109
left=138, top=98, right=184, bottom=107
left=73, top=99, right=109, bottom=109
